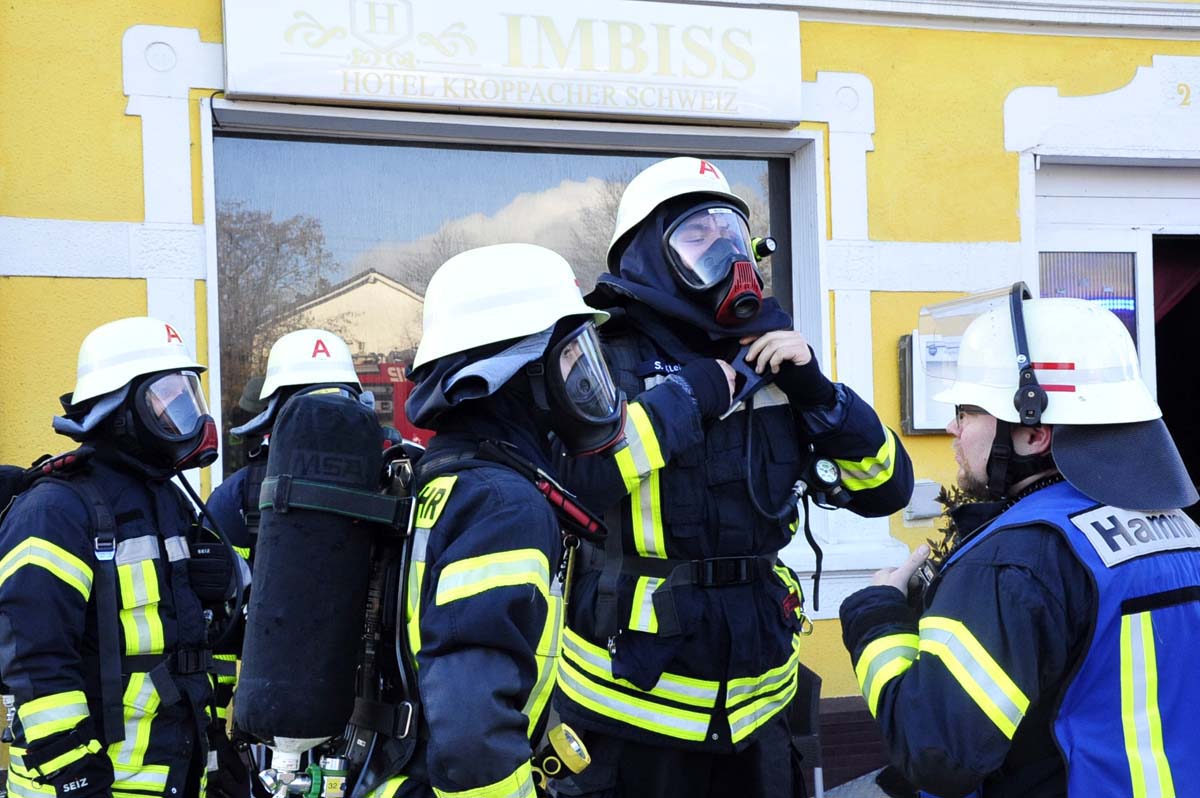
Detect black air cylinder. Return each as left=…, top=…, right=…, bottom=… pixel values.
left=235, top=392, right=382, bottom=742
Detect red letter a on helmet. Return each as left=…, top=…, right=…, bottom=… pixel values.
left=312, top=339, right=331, bottom=358
left=164, top=324, right=183, bottom=344
left=698, top=160, right=720, bottom=178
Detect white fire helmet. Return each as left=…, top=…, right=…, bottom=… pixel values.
left=607, top=157, right=750, bottom=272
left=412, top=243, right=608, bottom=370
left=920, top=290, right=1160, bottom=425
left=259, top=329, right=361, bottom=400
left=71, top=317, right=204, bottom=405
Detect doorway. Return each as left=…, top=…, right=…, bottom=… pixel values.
left=1153, top=235, right=1200, bottom=520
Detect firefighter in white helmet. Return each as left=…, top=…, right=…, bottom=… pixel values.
left=551, top=157, right=914, bottom=797
left=348, top=243, right=623, bottom=798
left=0, top=317, right=228, bottom=798
left=210, top=328, right=364, bottom=543
left=841, top=285, right=1200, bottom=797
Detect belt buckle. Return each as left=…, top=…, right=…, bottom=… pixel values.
left=94, top=535, right=116, bottom=561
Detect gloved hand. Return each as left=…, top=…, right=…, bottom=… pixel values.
left=673, top=359, right=736, bottom=421
left=189, top=540, right=235, bottom=604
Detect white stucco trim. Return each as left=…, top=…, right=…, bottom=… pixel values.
left=676, top=0, right=1200, bottom=37
left=122, top=24, right=224, bottom=382
left=200, top=97, right=225, bottom=489
left=802, top=72, right=875, bottom=241
left=827, top=240, right=1023, bottom=292
left=0, top=218, right=206, bottom=279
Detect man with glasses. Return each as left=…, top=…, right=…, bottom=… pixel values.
left=841, top=289, right=1200, bottom=797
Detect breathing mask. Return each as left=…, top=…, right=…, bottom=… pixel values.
left=527, top=321, right=625, bottom=456
left=664, top=203, right=763, bottom=326
left=126, top=370, right=219, bottom=471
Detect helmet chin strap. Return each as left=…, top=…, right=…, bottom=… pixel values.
left=985, top=419, right=1056, bottom=500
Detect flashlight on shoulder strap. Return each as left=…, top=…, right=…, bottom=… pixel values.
left=531, top=723, right=590, bottom=796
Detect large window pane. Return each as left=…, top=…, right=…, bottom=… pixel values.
left=214, top=135, right=783, bottom=475
left=1039, top=251, right=1137, bottom=345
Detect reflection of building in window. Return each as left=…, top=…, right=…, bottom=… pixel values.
left=279, top=269, right=425, bottom=356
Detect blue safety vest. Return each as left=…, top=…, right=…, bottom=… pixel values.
left=945, top=480, right=1200, bottom=797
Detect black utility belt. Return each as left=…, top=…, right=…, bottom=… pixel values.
left=579, top=545, right=776, bottom=588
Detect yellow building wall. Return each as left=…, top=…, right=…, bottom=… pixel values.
left=0, top=277, right=147, bottom=464
left=800, top=23, right=1200, bottom=242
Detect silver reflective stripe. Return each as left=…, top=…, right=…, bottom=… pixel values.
left=112, top=676, right=157, bottom=766
left=7, top=772, right=54, bottom=798
left=116, top=535, right=159, bottom=566
left=128, top=605, right=154, bottom=652
left=727, top=383, right=789, bottom=416
left=727, top=653, right=797, bottom=706
left=522, top=593, right=563, bottom=730
left=621, top=413, right=655, bottom=479
left=561, top=632, right=717, bottom=705
left=631, top=477, right=663, bottom=558
left=859, top=639, right=918, bottom=707
left=557, top=662, right=710, bottom=737
left=412, top=528, right=429, bottom=563
left=729, top=676, right=797, bottom=742
left=112, top=765, right=168, bottom=790
left=435, top=553, right=549, bottom=605
left=629, top=576, right=663, bottom=632
left=921, top=625, right=1024, bottom=732
left=163, top=536, right=189, bottom=562
left=1123, top=612, right=1173, bottom=798
left=19, top=701, right=88, bottom=738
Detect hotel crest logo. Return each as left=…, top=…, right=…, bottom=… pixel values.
left=286, top=1, right=477, bottom=69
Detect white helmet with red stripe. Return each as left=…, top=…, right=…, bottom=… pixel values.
left=71, top=317, right=204, bottom=404
left=260, top=329, right=361, bottom=400
left=933, top=297, right=1159, bottom=425
left=607, top=157, right=750, bottom=272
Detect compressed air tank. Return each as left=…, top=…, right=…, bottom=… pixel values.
left=235, top=391, right=383, bottom=743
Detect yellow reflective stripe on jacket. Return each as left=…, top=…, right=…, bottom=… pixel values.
left=118, top=560, right=165, bottom=655
left=17, top=690, right=89, bottom=743
left=432, top=759, right=536, bottom=798
left=232, top=545, right=251, bottom=561
left=1121, top=611, right=1175, bottom=798
left=612, top=403, right=665, bottom=493
left=10, top=739, right=101, bottom=778
left=772, top=565, right=804, bottom=620
left=435, top=549, right=550, bottom=606
left=727, top=636, right=801, bottom=744
left=834, top=426, right=897, bottom=492
left=0, top=537, right=93, bottom=600
left=364, top=774, right=410, bottom=798
left=628, top=576, right=663, bottom=633
left=557, top=657, right=711, bottom=742
left=855, top=633, right=919, bottom=716
left=611, top=403, right=668, bottom=558
left=406, top=528, right=430, bottom=662
left=214, top=653, right=238, bottom=686
left=108, top=672, right=160, bottom=770
left=7, top=769, right=56, bottom=797
left=562, top=627, right=719, bottom=708
left=522, top=579, right=563, bottom=738
left=919, top=616, right=1029, bottom=739
left=111, top=763, right=169, bottom=793
left=415, top=475, right=458, bottom=530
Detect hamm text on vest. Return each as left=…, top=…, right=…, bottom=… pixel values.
left=1070, top=505, right=1200, bottom=567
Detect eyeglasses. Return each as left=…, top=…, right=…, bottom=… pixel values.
left=954, top=404, right=988, bottom=424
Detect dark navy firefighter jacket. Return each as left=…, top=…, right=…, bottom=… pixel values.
left=555, top=306, right=914, bottom=753
left=0, top=453, right=213, bottom=798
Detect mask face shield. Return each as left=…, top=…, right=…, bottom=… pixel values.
left=665, top=204, right=758, bottom=291
left=551, top=323, right=621, bottom=423
left=544, top=322, right=625, bottom=456
left=133, top=370, right=218, bottom=470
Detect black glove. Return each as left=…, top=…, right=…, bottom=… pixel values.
left=675, top=359, right=732, bottom=422
left=189, top=540, right=235, bottom=604
left=774, top=350, right=837, bottom=409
